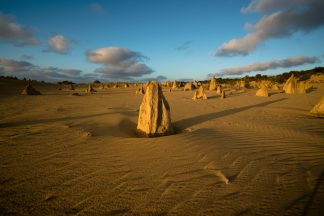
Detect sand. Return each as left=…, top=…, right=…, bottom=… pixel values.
left=0, top=78, right=323, bottom=215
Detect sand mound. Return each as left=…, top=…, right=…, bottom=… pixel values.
left=137, top=81, right=173, bottom=137
left=283, top=74, right=297, bottom=94
left=209, top=76, right=217, bottom=91
left=192, top=86, right=207, bottom=100
left=21, top=84, right=41, bottom=95
left=256, top=86, right=269, bottom=97
left=310, top=96, right=324, bottom=117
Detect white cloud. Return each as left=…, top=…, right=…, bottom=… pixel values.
left=87, top=47, right=154, bottom=80
left=0, top=58, right=33, bottom=72
left=0, top=12, right=38, bottom=46
left=0, top=58, right=95, bottom=82
left=216, top=0, right=324, bottom=56
left=44, top=35, right=74, bottom=54
left=139, top=75, right=168, bottom=82
left=217, top=56, right=320, bottom=76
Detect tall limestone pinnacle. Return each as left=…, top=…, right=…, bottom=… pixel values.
left=137, top=81, right=173, bottom=137
left=283, top=74, right=297, bottom=94
left=209, top=76, right=217, bottom=91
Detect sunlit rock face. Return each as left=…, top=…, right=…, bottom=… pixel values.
left=221, top=90, right=226, bottom=99
left=310, top=96, right=324, bottom=118
left=256, top=86, right=269, bottom=97
left=184, top=82, right=194, bottom=91
left=209, top=76, right=217, bottom=91
left=137, top=81, right=173, bottom=137
left=283, top=74, right=297, bottom=94
left=192, top=86, right=207, bottom=100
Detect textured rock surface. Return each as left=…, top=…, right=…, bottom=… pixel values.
left=216, top=85, right=222, bottom=95
left=310, top=96, right=324, bottom=118
left=283, top=75, right=297, bottom=94
left=209, top=76, right=217, bottom=91
left=272, top=84, right=280, bottom=91
left=184, top=82, right=194, bottom=91
left=137, top=81, right=173, bottom=137
left=192, top=86, right=207, bottom=100
left=297, top=82, right=307, bottom=94
left=21, top=84, right=41, bottom=95
left=172, top=81, right=178, bottom=89
left=239, top=80, right=247, bottom=88
left=256, top=86, right=269, bottom=97
left=221, top=90, right=226, bottom=99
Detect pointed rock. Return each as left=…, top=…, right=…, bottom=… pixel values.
left=221, top=90, right=226, bottom=99
left=216, top=85, right=222, bottom=95
left=137, top=81, right=173, bottom=137
left=239, top=80, right=247, bottom=88
left=136, top=87, right=145, bottom=94
left=85, top=84, right=96, bottom=93
left=297, top=81, right=307, bottom=94
left=256, top=86, right=269, bottom=97
left=283, top=74, right=297, bottom=94
left=192, top=86, right=207, bottom=100
left=193, top=80, right=198, bottom=88
left=184, top=82, right=194, bottom=91
left=172, top=81, right=178, bottom=89
left=272, top=84, right=280, bottom=91
left=310, top=97, right=324, bottom=118
left=209, top=76, right=217, bottom=91
left=21, top=84, right=41, bottom=95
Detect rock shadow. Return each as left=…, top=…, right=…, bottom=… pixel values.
left=175, top=98, right=287, bottom=130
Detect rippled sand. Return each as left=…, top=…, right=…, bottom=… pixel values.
left=0, top=79, right=323, bottom=215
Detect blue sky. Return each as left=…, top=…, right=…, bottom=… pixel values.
left=0, top=0, right=323, bottom=82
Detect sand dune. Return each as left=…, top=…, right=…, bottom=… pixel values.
left=0, top=79, right=323, bottom=215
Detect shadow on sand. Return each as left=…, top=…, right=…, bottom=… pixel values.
left=175, top=98, right=287, bottom=130
left=302, top=169, right=324, bottom=216
left=0, top=110, right=137, bottom=128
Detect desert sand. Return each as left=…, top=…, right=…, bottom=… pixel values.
left=0, top=78, right=323, bottom=215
